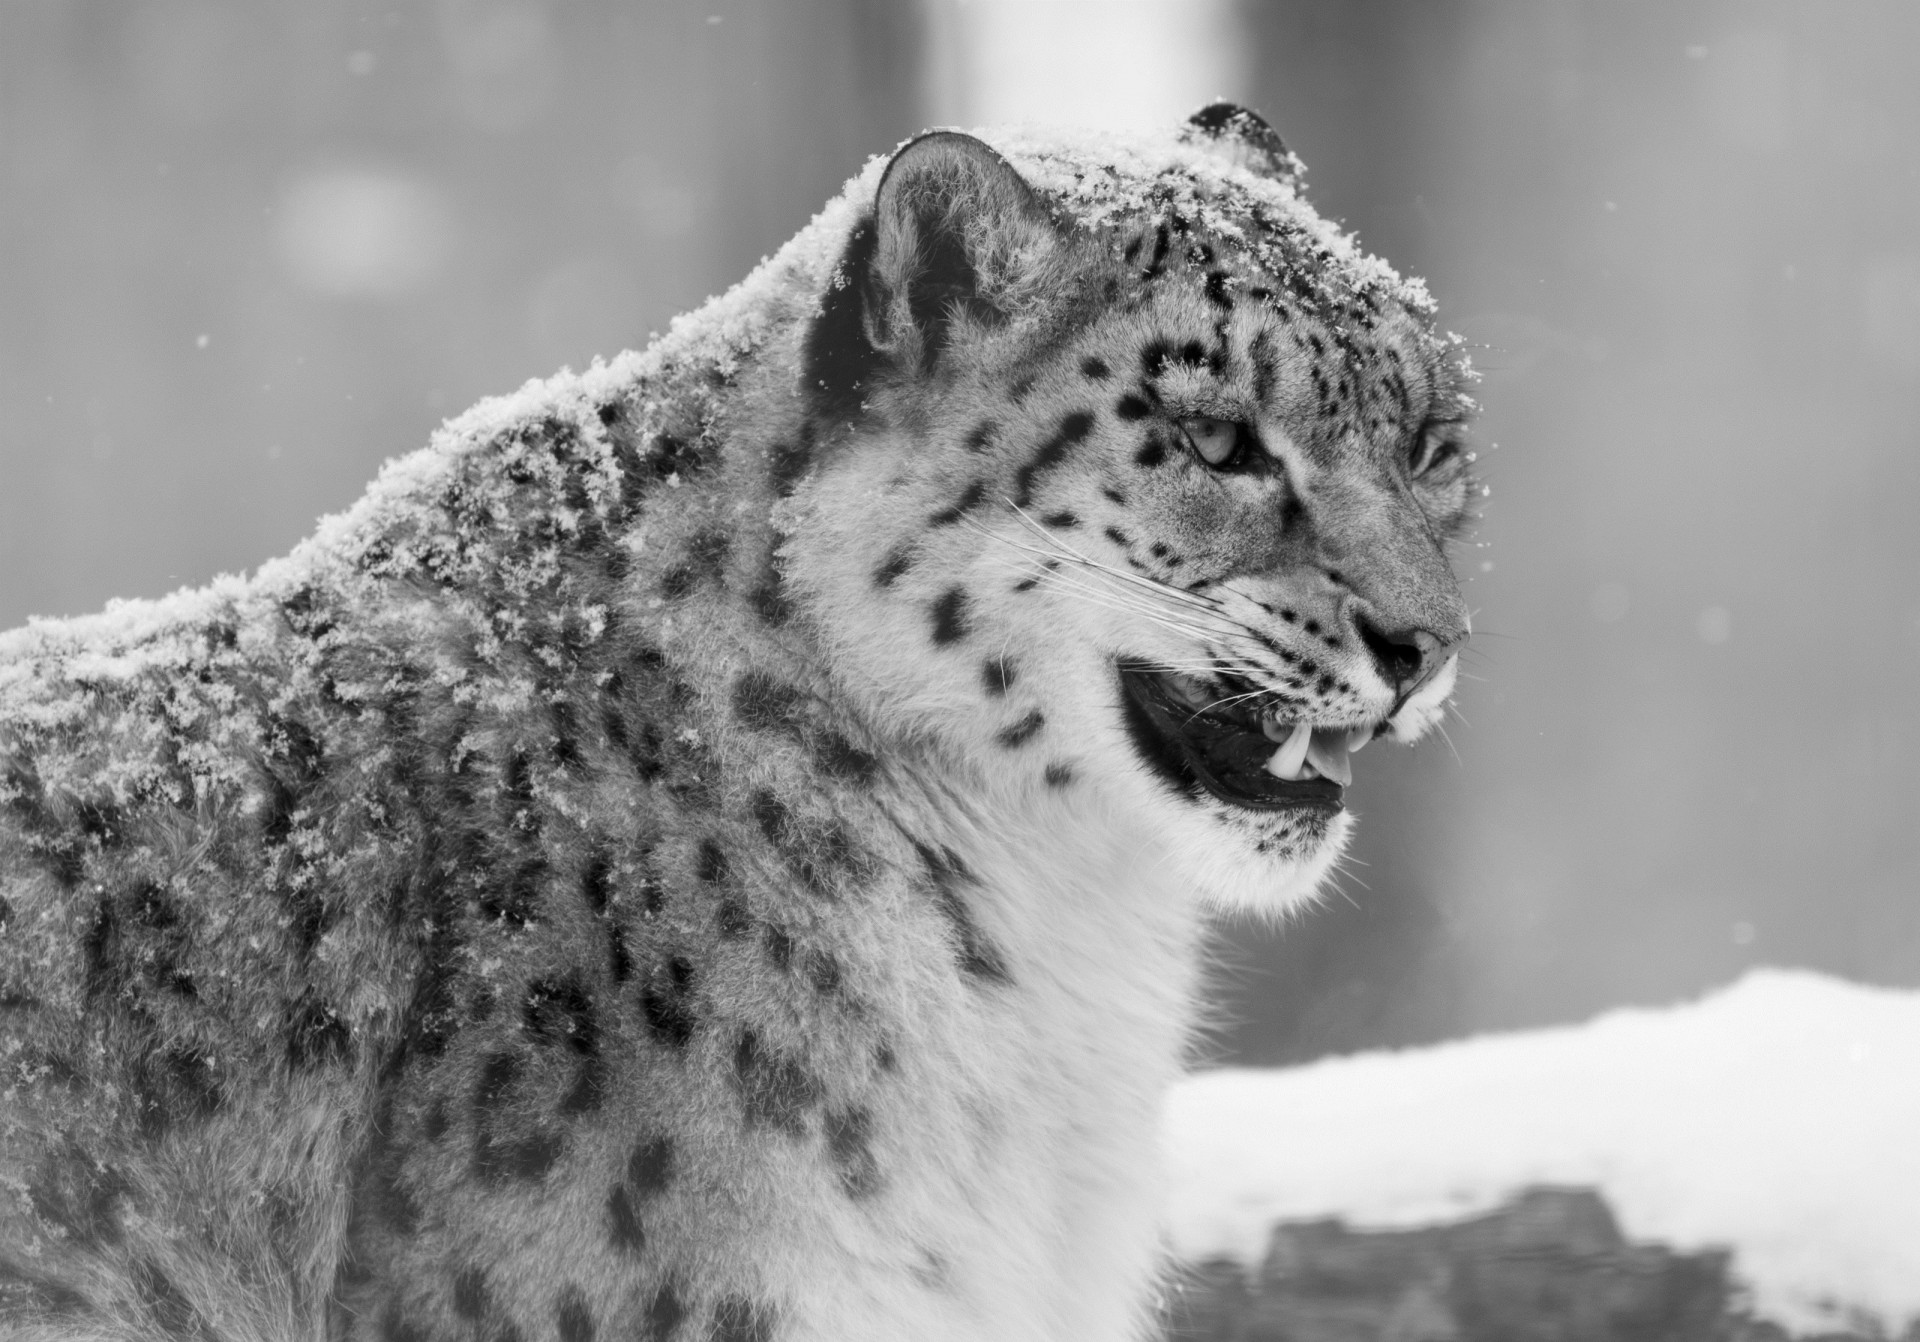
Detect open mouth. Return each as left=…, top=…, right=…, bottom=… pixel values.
left=1117, top=662, right=1369, bottom=814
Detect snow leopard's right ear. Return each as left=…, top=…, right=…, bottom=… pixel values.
left=805, top=132, right=1056, bottom=420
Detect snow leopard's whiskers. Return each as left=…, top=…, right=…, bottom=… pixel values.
left=1001, top=506, right=1233, bottom=619
left=968, top=509, right=1255, bottom=650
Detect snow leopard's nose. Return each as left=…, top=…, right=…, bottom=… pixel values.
left=1351, top=607, right=1465, bottom=700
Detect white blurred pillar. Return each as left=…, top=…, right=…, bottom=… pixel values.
left=922, top=0, right=1248, bottom=130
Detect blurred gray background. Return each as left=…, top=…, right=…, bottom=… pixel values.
left=3, top=0, right=1915, bottom=1064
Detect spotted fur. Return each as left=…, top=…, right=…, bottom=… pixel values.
left=0, top=108, right=1473, bottom=1342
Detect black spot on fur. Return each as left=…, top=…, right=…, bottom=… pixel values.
left=1080, top=355, right=1111, bottom=380
left=480, top=858, right=544, bottom=929
left=475, top=1052, right=521, bottom=1117
left=825, top=1107, right=883, bottom=1199
left=929, top=479, right=988, bottom=526
left=287, top=999, right=354, bottom=1070
left=697, top=840, right=729, bottom=884
left=873, top=545, right=914, bottom=589
left=1044, top=762, right=1075, bottom=788
left=607, top=1184, right=644, bottom=1253
left=1041, top=510, right=1078, bottom=528
left=1204, top=270, right=1234, bottom=308
left=629, top=1135, right=674, bottom=1197
left=996, top=710, right=1044, bottom=748
left=1142, top=223, right=1171, bottom=278
left=749, top=562, right=794, bottom=626
left=764, top=924, right=794, bottom=970
left=1134, top=434, right=1167, bottom=468
left=453, top=1266, right=490, bottom=1321
left=556, top=1285, right=595, bottom=1342
left=549, top=701, right=582, bottom=769
left=525, top=978, right=598, bottom=1060
left=1103, top=525, right=1131, bottom=548
left=581, top=852, right=613, bottom=914
left=732, top=671, right=806, bottom=734
left=734, top=1029, right=822, bottom=1134
left=812, top=731, right=879, bottom=785
left=806, top=950, right=841, bottom=994
left=713, top=1297, right=774, bottom=1342
left=929, top=586, right=971, bottom=645
left=641, top=1287, right=685, bottom=1341
left=73, top=796, right=124, bottom=847
left=750, top=788, right=793, bottom=843
left=717, top=899, right=751, bottom=938
left=561, top=1059, right=610, bottom=1116
left=1013, top=411, right=1095, bottom=507
left=27, top=1155, right=131, bottom=1251
left=1250, top=328, right=1278, bottom=404
left=642, top=957, right=697, bottom=1049
left=964, top=421, right=997, bottom=453
left=660, top=565, right=696, bottom=600
left=1114, top=392, right=1152, bottom=421
left=604, top=918, right=634, bottom=986
left=982, top=656, right=1017, bottom=696
left=136, top=1047, right=221, bottom=1137
left=1140, top=338, right=1172, bottom=379
left=767, top=433, right=813, bottom=497
left=912, top=842, right=1012, bottom=984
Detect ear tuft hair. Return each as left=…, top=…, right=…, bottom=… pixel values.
left=1182, top=103, right=1303, bottom=185
left=804, top=132, right=1055, bottom=421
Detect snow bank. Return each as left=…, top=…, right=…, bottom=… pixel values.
left=1164, top=970, right=1920, bottom=1334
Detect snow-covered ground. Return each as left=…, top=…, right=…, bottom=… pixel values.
left=1164, top=970, right=1920, bottom=1334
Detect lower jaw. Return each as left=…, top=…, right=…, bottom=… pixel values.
left=1117, top=663, right=1344, bottom=818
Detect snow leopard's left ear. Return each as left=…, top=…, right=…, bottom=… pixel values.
left=1182, top=103, right=1304, bottom=186
left=806, top=132, right=1058, bottom=419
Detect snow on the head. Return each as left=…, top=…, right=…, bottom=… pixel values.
left=1163, top=970, right=1920, bottom=1335
left=1, top=117, right=1426, bottom=684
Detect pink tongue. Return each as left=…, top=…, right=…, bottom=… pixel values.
left=1305, top=729, right=1352, bottom=786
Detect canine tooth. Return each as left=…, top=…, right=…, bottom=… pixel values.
left=1261, top=715, right=1290, bottom=743
left=1347, top=726, right=1373, bottom=754
left=1265, top=721, right=1312, bottom=780
left=1306, top=728, right=1352, bottom=787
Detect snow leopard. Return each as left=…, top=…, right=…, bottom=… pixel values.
left=0, top=106, right=1474, bottom=1342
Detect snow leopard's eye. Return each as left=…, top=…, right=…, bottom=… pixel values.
left=1176, top=416, right=1247, bottom=469
left=1408, top=422, right=1464, bottom=478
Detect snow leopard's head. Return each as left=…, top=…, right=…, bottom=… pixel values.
left=785, top=108, right=1473, bottom=914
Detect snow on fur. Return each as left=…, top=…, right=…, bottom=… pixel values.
left=0, top=119, right=1428, bottom=693
left=1163, top=969, right=1920, bottom=1334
